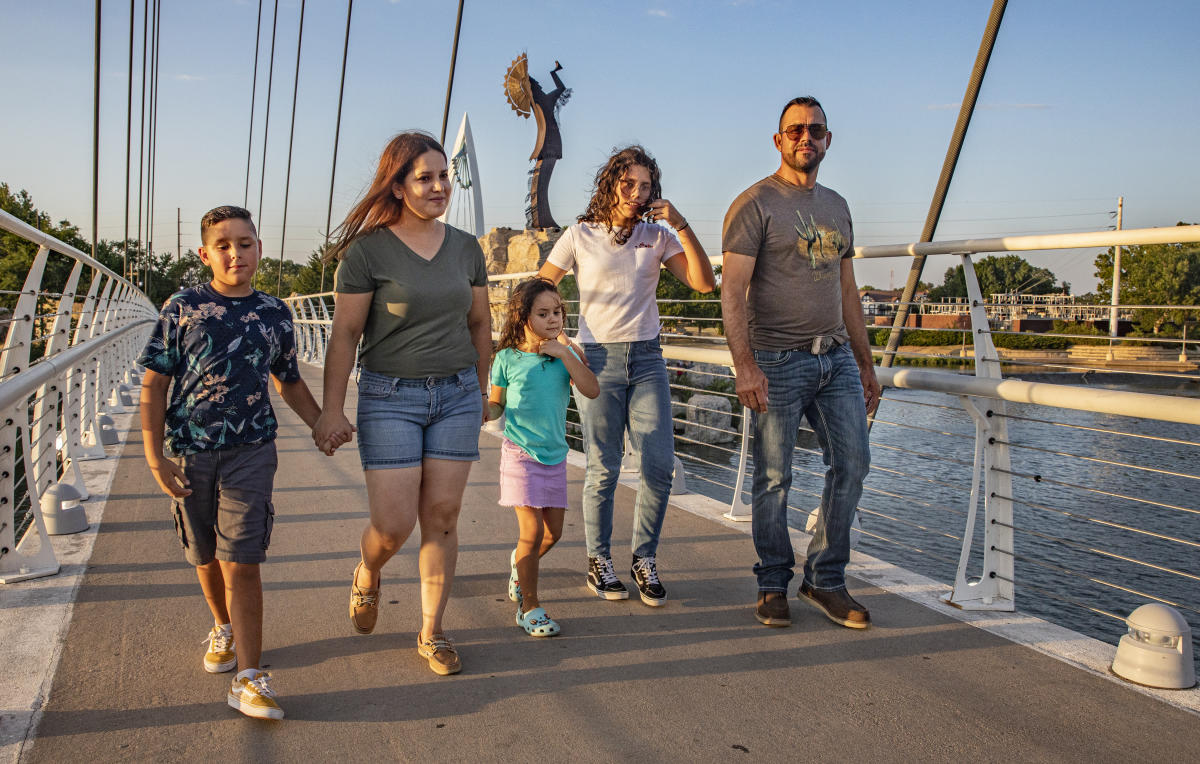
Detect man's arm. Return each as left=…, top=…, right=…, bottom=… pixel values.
left=139, top=369, right=191, bottom=498
left=840, top=257, right=881, bottom=415
left=273, top=375, right=321, bottom=429
left=721, top=252, right=768, bottom=413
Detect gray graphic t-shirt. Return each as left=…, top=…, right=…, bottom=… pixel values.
left=137, top=283, right=301, bottom=455
left=722, top=175, right=854, bottom=350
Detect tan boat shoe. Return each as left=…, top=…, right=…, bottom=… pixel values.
left=349, top=562, right=380, bottom=635
left=416, top=632, right=462, bottom=675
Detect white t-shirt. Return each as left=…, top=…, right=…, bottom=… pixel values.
left=547, top=222, right=683, bottom=343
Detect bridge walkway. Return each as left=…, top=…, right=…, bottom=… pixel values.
left=16, top=370, right=1200, bottom=762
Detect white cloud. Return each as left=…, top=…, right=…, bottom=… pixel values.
left=174, top=74, right=205, bottom=82
left=648, top=9, right=669, bottom=17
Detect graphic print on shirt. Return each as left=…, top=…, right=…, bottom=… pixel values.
left=794, top=211, right=847, bottom=280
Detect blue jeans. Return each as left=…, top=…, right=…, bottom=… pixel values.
left=750, top=343, right=870, bottom=592
left=576, top=338, right=675, bottom=559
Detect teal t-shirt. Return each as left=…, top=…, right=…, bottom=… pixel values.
left=490, top=347, right=573, bottom=465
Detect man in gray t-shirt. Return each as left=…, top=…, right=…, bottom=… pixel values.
left=722, top=96, right=881, bottom=631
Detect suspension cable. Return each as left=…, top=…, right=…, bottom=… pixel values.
left=321, top=0, right=354, bottom=292
left=255, top=0, right=280, bottom=240
left=135, top=0, right=147, bottom=282
left=92, top=0, right=101, bottom=264
left=243, top=0, right=264, bottom=208
left=123, top=0, right=134, bottom=280
left=276, top=0, right=306, bottom=297
left=439, top=0, right=465, bottom=146
left=146, top=0, right=161, bottom=293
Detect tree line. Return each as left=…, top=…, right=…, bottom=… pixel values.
left=0, top=183, right=329, bottom=310
left=3, top=183, right=1195, bottom=337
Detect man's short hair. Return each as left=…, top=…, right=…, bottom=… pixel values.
left=778, top=96, right=827, bottom=131
left=200, top=205, right=256, bottom=243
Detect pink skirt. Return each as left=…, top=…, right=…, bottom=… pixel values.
left=498, top=438, right=568, bottom=508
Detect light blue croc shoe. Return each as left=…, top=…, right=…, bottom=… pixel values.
left=508, top=549, right=522, bottom=604
left=516, top=606, right=560, bottom=637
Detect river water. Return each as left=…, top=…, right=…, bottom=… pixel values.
left=659, top=373, right=1200, bottom=674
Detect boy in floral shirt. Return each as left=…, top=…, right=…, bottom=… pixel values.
left=138, top=205, right=322, bottom=720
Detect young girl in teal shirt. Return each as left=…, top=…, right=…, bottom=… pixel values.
left=489, top=278, right=598, bottom=636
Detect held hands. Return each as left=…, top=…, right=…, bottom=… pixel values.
left=643, top=199, right=687, bottom=230
left=312, top=410, right=356, bottom=456
left=148, top=458, right=191, bottom=499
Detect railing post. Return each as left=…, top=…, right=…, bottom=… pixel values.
left=0, top=245, right=47, bottom=381
left=943, top=253, right=1014, bottom=610
left=724, top=404, right=753, bottom=522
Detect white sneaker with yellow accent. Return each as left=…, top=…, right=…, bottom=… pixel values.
left=227, top=671, right=284, bottom=720
left=203, top=624, right=236, bottom=673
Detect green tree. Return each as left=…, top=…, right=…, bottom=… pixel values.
left=252, top=256, right=305, bottom=297
left=1093, top=222, right=1200, bottom=334
left=292, top=246, right=336, bottom=296
left=1, top=183, right=131, bottom=310
left=927, top=254, right=1068, bottom=301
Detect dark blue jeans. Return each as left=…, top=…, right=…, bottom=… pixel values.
left=750, top=343, right=870, bottom=592
left=576, top=338, right=675, bottom=559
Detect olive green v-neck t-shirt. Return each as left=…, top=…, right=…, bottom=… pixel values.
left=335, top=225, right=488, bottom=378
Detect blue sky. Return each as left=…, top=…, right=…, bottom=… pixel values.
left=2, top=0, right=1198, bottom=292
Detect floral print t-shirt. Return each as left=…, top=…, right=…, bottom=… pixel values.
left=137, top=283, right=301, bottom=455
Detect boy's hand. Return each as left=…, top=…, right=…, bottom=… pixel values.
left=148, top=459, right=192, bottom=498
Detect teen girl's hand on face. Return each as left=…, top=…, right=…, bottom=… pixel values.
left=644, top=199, right=687, bottom=230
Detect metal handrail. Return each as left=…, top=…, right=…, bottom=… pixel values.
left=1, top=212, right=156, bottom=583
left=281, top=224, right=1200, bottom=649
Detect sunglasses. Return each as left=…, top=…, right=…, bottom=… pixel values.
left=780, top=123, right=828, bottom=141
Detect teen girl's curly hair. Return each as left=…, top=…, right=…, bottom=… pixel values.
left=497, top=277, right=563, bottom=353
left=577, top=145, right=662, bottom=246
left=325, top=131, right=446, bottom=262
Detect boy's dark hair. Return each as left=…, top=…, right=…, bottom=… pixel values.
left=778, top=96, right=827, bottom=131
left=200, top=205, right=256, bottom=243
left=497, top=277, right=563, bottom=353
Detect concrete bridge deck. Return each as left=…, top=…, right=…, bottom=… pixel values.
left=5, top=368, right=1200, bottom=762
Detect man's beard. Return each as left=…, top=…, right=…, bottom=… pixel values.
left=782, top=148, right=823, bottom=174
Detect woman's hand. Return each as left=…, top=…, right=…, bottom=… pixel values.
left=312, top=410, right=356, bottom=456
left=645, top=199, right=686, bottom=230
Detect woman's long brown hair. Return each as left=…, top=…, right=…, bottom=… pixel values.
left=577, top=145, right=662, bottom=246
left=325, top=131, right=446, bottom=261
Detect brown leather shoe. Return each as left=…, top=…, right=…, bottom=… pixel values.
left=417, top=632, right=462, bottom=676
left=797, top=581, right=870, bottom=629
left=349, top=562, right=380, bottom=635
left=755, top=591, right=791, bottom=627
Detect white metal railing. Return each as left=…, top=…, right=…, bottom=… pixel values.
left=284, top=224, right=1200, bottom=661
left=0, top=209, right=157, bottom=583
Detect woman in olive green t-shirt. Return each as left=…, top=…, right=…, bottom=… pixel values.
left=312, top=131, right=492, bottom=677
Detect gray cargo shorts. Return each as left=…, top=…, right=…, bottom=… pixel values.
left=170, top=441, right=277, bottom=565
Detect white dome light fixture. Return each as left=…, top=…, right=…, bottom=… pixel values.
left=1110, top=604, right=1196, bottom=690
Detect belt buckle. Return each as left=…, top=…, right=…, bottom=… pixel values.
left=810, top=337, right=832, bottom=355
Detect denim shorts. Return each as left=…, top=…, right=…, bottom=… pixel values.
left=355, top=366, right=482, bottom=470
left=170, top=441, right=277, bottom=566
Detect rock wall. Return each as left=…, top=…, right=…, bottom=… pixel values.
left=480, top=226, right=565, bottom=330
